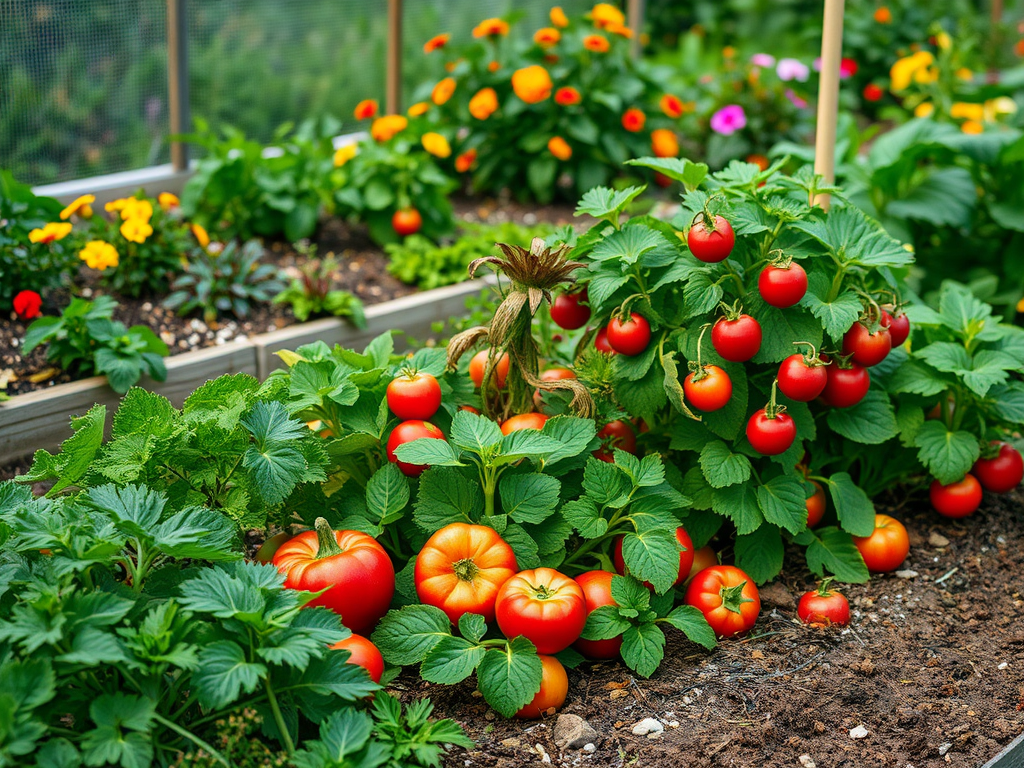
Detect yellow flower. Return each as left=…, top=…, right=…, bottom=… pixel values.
left=590, top=3, right=625, bottom=29
left=956, top=67, right=974, bottom=81
left=548, top=136, right=572, bottom=161
left=28, top=222, right=73, bottom=244
left=59, top=194, right=95, bottom=220
left=986, top=96, right=1017, bottom=117
left=890, top=51, right=934, bottom=91
left=79, top=240, right=119, bottom=271
left=431, top=77, right=457, bottom=106
left=370, top=114, right=409, bottom=142
left=723, top=45, right=736, bottom=58
left=951, top=101, right=984, bottom=121
left=421, top=132, right=451, bottom=158
left=534, top=27, right=561, bottom=46
left=935, top=31, right=952, bottom=50
left=473, top=18, right=510, bottom=38
left=121, top=198, right=154, bottom=222
left=961, top=119, right=984, bottom=134
left=191, top=224, right=210, bottom=248
left=607, top=22, right=633, bottom=38
left=469, top=87, right=499, bottom=120
left=511, top=65, right=553, bottom=104
left=105, top=198, right=130, bottom=214
left=1017, top=296, right=1024, bottom=313
left=550, top=6, right=569, bottom=28
left=120, top=218, right=153, bottom=244
left=158, top=192, right=180, bottom=211
left=914, top=102, right=934, bottom=118
left=583, top=34, right=610, bottom=53
left=407, top=101, right=430, bottom=117
left=333, top=144, right=358, bottom=167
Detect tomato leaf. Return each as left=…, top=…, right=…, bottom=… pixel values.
left=624, top=157, right=708, bottom=190
left=887, top=360, right=949, bottom=396
left=371, top=605, right=453, bottom=666
left=619, top=622, right=665, bottom=678
left=791, top=206, right=912, bottom=268
left=499, top=474, right=560, bottom=524
left=365, top=464, right=411, bottom=526
left=575, top=185, right=645, bottom=222
left=581, top=458, right=631, bottom=507
left=421, top=636, right=486, bottom=685
left=804, top=526, right=869, bottom=583
left=476, top=637, right=543, bottom=718
left=610, top=574, right=651, bottom=612
left=826, top=472, right=877, bottom=537
left=580, top=604, right=632, bottom=641
left=192, top=640, right=267, bottom=710
left=554, top=646, right=586, bottom=669
left=458, top=613, right=487, bottom=645
left=414, top=467, right=483, bottom=531
left=620, top=530, right=680, bottom=595
left=826, top=389, right=899, bottom=445
left=663, top=605, right=717, bottom=650
left=699, top=440, right=753, bottom=488
left=711, top=482, right=764, bottom=535
left=561, top=498, right=608, bottom=538
left=913, top=421, right=981, bottom=485
left=734, top=525, right=784, bottom=584
left=500, top=523, right=541, bottom=569
left=754, top=474, right=808, bottom=535
left=537, top=416, right=598, bottom=467
left=449, top=409, right=503, bottom=454
left=394, top=438, right=464, bottom=467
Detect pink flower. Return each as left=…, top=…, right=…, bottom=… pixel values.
left=750, top=53, right=776, bottom=68
left=776, top=58, right=810, bottom=82
left=785, top=89, right=808, bottom=109
left=710, top=104, right=747, bottom=135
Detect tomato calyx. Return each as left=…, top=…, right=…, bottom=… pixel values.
left=716, top=299, right=746, bottom=323
left=719, top=581, right=754, bottom=614
left=314, top=517, right=346, bottom=559
left=825, top=349, right=859, bottom=371
left=793, top=341, right=827, bottom=368
left=451, top=557, right=481, bottom=583
left=761, top=378, right=788, bottom=421
left=814, top=577, right=836, bottom=598
left=528, top=582, right=559, bottom=600
left=766, top=248, right=794, bottom=270
left=691, top=197, right=726, bottom=234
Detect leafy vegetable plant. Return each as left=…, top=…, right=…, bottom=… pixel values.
left=273, top=241, right=366, bottom=325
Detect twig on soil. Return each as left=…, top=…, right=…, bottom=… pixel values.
left=934, top=567, right=959, bottom=585
left=722, top=651, right=827, bottom=682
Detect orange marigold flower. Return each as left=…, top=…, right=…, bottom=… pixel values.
left=1016, top=39, right=1024, bottom=57
left=874, top=6, right=892, bottom=23
left=511, top=65, right=553, bottom=104
left=550, top=6, right=569, bottom=28
left=583, top=34, right=610, bottom=53
left=488, top=60, right=500, bottom=72
left=421, top=132, right=452, bottom=158
left=722, top=45, right=736, bottom=58
left=370, top=114, right=409, bottom=142
left=423, top=33, right=450, bottom=53
left=469, top=87, right=499, bottom=120
left=407, top=101, right=430, bottom=117
left=28, top=222, right=73, bottom=244
left=191, top=223, right=210, bottom=248
left=455, top=148, right=478, bottom=173
left=651, top=128, right=679, bottom=158
left=746, top=153, right=770, bottom=171
left=961, top=119, right=984, bottom=134
left=590, top=3, right=625, bottom=29
left=554, top=86, right=582, bottom=105
left=621, top=107, right=645, bottom=132
left=59, top=194, right=95, bottom=220
left=607, top=22, right=633, bottom=38
left=157, top=192, right=180, bottom=211
left=534, top=27, right=561, bottom=46
left=432, top=77, right=457, bottom=105
left=473, top=17, right=510, bottom=38
left=333, top=144, right=357, bottom=167
left=354, top=99, right=379, bottom=120
left=548, top=136, right=572, bottom=161
left=660, top=94, right=685, bottom=118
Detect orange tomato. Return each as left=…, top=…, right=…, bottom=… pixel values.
left=515, top=655, right=568, bottom=718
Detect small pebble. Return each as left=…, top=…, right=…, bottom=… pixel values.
left=929, top=532, right=950, bottom=547
left=849, top=725, right=869, bottom=739
left=998, top=662, right=1009, bottom=670
left=799, top=756, right=817, bottom=768
left=895, top=570, right=918, bottom=579
left=938, top=742, right=953, bottom=756
left=631, top=718, right=664, bottom=737
left=583, top=744, right=596, bottom=753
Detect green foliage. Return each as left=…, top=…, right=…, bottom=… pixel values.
left=272, top=243, right=366, bottom=324
left=22, top=296, right=169, bottom=393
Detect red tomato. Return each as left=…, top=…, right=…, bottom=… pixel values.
left=515, top=655, right=568, bottom=719
left=973, top=442, right=1024, bottom=493
left=806, top=481, right=826, bottom=528
left=460, top=405, right=481, bottom=414
left=685, top=546, right=719, bottom=584
left=684, top=565, right=760, bottom=638
left=330, top=634, right=385, bottom=683
left=606, top=313, right=652, bottom=356
left=654, top=172, right=672, bottom=188
left=469, top=350, right=510, bottom=389
left=711, top=314, right=762, bottom=362
left=852, top=514, right=909, bottom=573
left=572, top=570, right=622, bottom=659
left=501, top=413, right=550, bottom=435
left=594, top=327, right=615, bottom=354
left=684, top=365, right=732, bottom=412
left=392, top=207, right=422, bottom=236
left=386, top=420, right=445, bottom=477
left=613, top=527, right=694, bottom=591
left=550, top=289, right=591, bottom=330
left=930, top=474, right=983, bottom=518
left=387, top=372, right=442, bottom=420
left=885, top=310, right=911, bottom=347
left=273, top=518, right=395, bottom=634
left=687, top=214, right=735, bottom=263
left=758, top=262, right=808, bottom=308
left=593, top=419, right=637, bottom=462
left=821, top=363, right=870, bottom=408
left=842, top=321, right=892, bottom=367
left=495, top=568, right=587, bottom=654
left=746, top=410, right=796, bottom=455
left=415, top=523, right=518, bottom=624
left=797, top=583, right=850, bottom=626
left=778, top=354, right=828, bottom=402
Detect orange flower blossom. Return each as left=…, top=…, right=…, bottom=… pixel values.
left=548, top=136, right=572, bottom=161
left=421, top=132, right=452, bottom=158
left=511, top=65, right=553, bottom=104
left=651, top=129, right=679, bottom=158
left=432, top=77, right=457, bottom=105
left=550, top=6, right=569, bottom=28
left=423, top=33, right=450, bottom=53
left=407, top=101, right=430, bottom=117
left=590, top=3, right=625, bottom=29
left=354, top=99, right=379, bottom=120
left=79, top=240, right=119, bottom=270
left=660, top=94, right=685, bottom=117
left=469, top=87, right=499, bottom=120
left=473, top=18, right=510, bottom=38
left=371, top=115, right=409, bottom=142
left=157, top=192, right=180, bottom=211
left=534, top=27, right=561, bottom=46
left=455, top=148, right=478, bottom=173
left=28, top=222, right=73, bottom=244
left=583, top=34, right=610, bottom=53
left=555, top=86, right=582, bottom=105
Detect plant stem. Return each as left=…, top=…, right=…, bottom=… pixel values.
left=264, top=676, right=296, bottom=755
left=152, top=712, right=231, bottom=767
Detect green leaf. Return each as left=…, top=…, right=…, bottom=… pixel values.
left=620, top=530, right=681, bottom=594
left=497, top=430, right=565, bottom=463
left=23, top=405, right=106, bottom=493
left=886, top=167, right=976, bottom=228
left=501, top=523, right=541, bottom=570
left=791, top=206, right=912, bottom=268
left=990, top=383, right=1024, bottom=424
left=800, top=284, right=863, bottom=342
left=888, top=360, right=948, bottom=396
left=756, top=475, right=809, bottom=535
left=805, top=527, right=869, bottom=583
left=699, top=440, right=752, bottom=488
left=561, top=498, right=608, bottom=538
left=826, top=472, right=876, bottom=536
left=575, top=185, right=645, bottom=221
left=372, top=605, right=453, bottom=665
left=241, top=401, right=310, bottom=505
left=421, top=636, right=486, bottom=685
left=580, top=604, right=631, bottom=641
left=748, top=301, right=824, bottom=365
left=192, top=641, right=266, bottom=709
left=582, top=458, right=631, bottom=506
left=82, top=693, right=155, bottom=768
left=458, top=613, right=487, bottom=645
left=365, top=463, right=410, bottom=525
left=414, top=468, right=482, bottom=531
left=85, top=484, right=164, bottom=537
left=610, top=574, right=651, bottom=612
left=915, top=342, right=971, bottom=373
left=590, top=226, right=672, bottom=266
left=394, top=438, right=463, bottom=467
left=449, top=410, right=503, bottom=455
left=295, top=709, right=374, bottom=764
left=624, top=157, right=708, bottom=189
left=538, top=416, right=598, bottom=466
left=826, top=389, right=898, bottom=444
left=711, top=482, right=763, bottom=535
left=476, top=637, right=544, bottom=718
left=500, top=474, right=560, bottom=524
left=734, top=525, right=784, bottom=584
left=619, top=623, right=665, bottom=678
left=178, top=565, right=267, bottom=620
left=913, top=421, right=980, bottom=485
left=663, top=605, right=717, bottom=650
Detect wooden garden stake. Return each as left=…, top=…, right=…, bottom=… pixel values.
left=812, top=0, right=845, bottom=210
left=386, top=0, right=403, bottom=114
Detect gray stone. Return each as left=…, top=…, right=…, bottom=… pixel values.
left=554, top=714, right=600, bottom=749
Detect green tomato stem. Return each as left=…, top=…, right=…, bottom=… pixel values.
left=314, top=517, right=345, bottom=559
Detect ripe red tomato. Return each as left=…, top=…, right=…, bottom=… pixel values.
left=387, top=372, right=442, bottom=420
left=777, top=354, right=828, bottom=402
left=330, top=634, right=385, bottom=683
left=501, top=413, right=550, bottom=435
left=687, top=214, right=735, bottom=263
left=842, top=321, right=892, bottom=367
left=415, top=523, right=518, bottom=624
left=594, top=327, right=615, bottom=354
left=881, top=309, right=911, bottom=347
left=746, top=410, right=796, bottom=455
left=572, top=570, right=622, bottom=659
left=852, top=514, right=909, bottom=573
left=685, top=546, right=719, bottom=584
left=821, top=363, right=870, bottom=408
left=550, top=289, right=591, bottom=330
left=684, top=565, right=760, bottom=638
left=495, top=568, right=587, bottom=654
left=712, top=314, right=762, bottom=362
left=606, top=313, right=652, bottom=356
left=930, top=474, right=983, bottom=518
left=593, top=419, right=637, bottom=462
left=515, top=655, right=568, bottom=719
left=797, top=583, right=850, bottom=626
left=273, top=519, right=395, bottom=634
left=806, top=481, right=826, bottom=528
left=613, top=527, right=694, bottom=591
left=392, top=207, right=422, bottom=236
left=973, top=442, right=1024, bottom=493
left=684, top=365, right=732, bottom=411
left=469, top=349, right=510, bottom=389
left=758, top=262, right=808, bottom=308
left=459, top=405, right=481, bottom=414
left=386, top=420, right=445, bottom=477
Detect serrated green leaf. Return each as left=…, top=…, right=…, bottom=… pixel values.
left=394, top=438, right=463, bottom=467
left=826, top=389, right=898, bottom=445
left=449, top=410, right=503, bottom=454
left=561, top=498, right=608, bottom=538
left=913, top=420, right=980, bottom=485
left=500, top=474, right=560, bottom=524
left=663, top=604, right=717, bottom=649
left=476, top=637, right=543, bottom=717
left=579, top=604, right=630, bottom=641
left=711, top=482, right=763, bottom=535
left=699, top=440, right=752, bottom=488
left=756, top=475, right=809, bottom=535
left=421, top=636, right=486, bottom=684
left=791, top=206, right=912, bottom=268
left=826, top=472, right=876, bottom=536
left=192, top=640, right=266, bottom=709
left=414, top=467, right=482, bottom=531
left=458, top=613, right=487, bottom=644
left=619, top=622, right=665, bottom=678
left=734, top=525, right=784, bottom=584
left=620, top=530, right=680, bottom=594
left=365, top=463, right=410, bottom=525
left=805, top=527, right=869, bottom=583
left=371, top=605, right=453, bottom=665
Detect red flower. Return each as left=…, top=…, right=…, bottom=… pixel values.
left=621, top=107, right=646, bottom=132
left=840, top=57, right=858, bottom=78
left=862, top=83, right=884, bottom=102
left=13, top=290, right=42, bottom=320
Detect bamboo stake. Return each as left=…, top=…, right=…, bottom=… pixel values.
left=812, top=0, right=845, bottom=210
left=627, top=0, right=644, bottom=59
left=386, top=0, right=403, bottom=114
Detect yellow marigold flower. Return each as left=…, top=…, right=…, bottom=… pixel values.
left=59, top=194, right=95, bottom=220
left=121, top=198, right=154, bottom=222
left=956, top=67, right=974, bottom=81
left=158, top=192, right=180, bottom=211
left=431, top=77, right=457, bottom=106
left=1017, top=296, right=1024, bottom=313
left=423, top=33, right=450, bottom=53
left=473, top=18, right=509, bottom=38
left=421, top=132, right=452, bottom=158
left=660, top=94, right=685, bottom=118
left=874, top=6, right=892, bottom=23
left=914, top=102, right=935, bottom=118
left=550, top=6, right=569, bottom=28
left=469, top=87, right=499, bottom=120
left=935, top=31, right=952, bottom=50
left=534, top=27, right=561, bottom=46
left=951, top=101, right=984, bottom=121
left=607, top=22, right=633, bottom=39
left=986, top=96, right=1017, bottom=116
left=333, top=144, right=358, bottom=167
left=407, top=101, right=430, bottom=117
left=961, top=119, right=984, bottom=134
left=890, top=51, right=934, bottom=91
left=370, top=114, right=409, bottom=142
left=583, top=34, right=610, bottom=53
left=548, top=136, right=572, bottom=161
left=455, top=148, right=477, bottom=173
left=105, top=198, right=130, bottom=214
left=651, top=128, right=679, bottom=158
left=511, top=65, right=553, bottom=104
left=914, top=66, right=938, bottom=85
left=79, top=240, right=119, bottom=271
left=590, top=3, right=624, bottom=29
left=354, top=99, right=379, bottom=120
left=120, top=217, right=153, bottom=244
left=191, top=223, right=210, bottom=248
left=28, top=222, right=73, bottom=244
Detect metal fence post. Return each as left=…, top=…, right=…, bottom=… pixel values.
left=167, top=0, right=190, bottom=172
left=627, top=0, right=645, bottom=58
left=387, top=0, right=403, bottom=114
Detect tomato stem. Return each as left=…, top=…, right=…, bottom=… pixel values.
left=314, top=517, right=345, bottom=559
left=719, top=581, right=754, bottom=615
left=764, top=378, right=786, bottom=420
left=688, top=323, right=712, bottom=381
left=452, top=558, right=480, bottom=582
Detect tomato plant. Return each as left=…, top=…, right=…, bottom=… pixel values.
left=821, top=361, right=870, bottom=408
left=386, top=420, right=446, bottom=477
left=883, top=309, right=910, bottom=347
left=842, top=318, right=892, bottom=367
left=973, top=442, right=1024, bottom=493
left=797, top=579, right=850, bottom=626
left=684, top=565, right=761, bottom=638
left=495, top=568, right=587, bottom=654
left=777, top=343, right=828, bottom=402
left=853, top=514, right=909, bottom=573
left=550, top=288, right=591, bottom=330
left=516, top=656, right=568, bottom=719
left=387, top=371, right=442, bottom=420
left=572, top=570, right=623, bottom=659
left=930, top=474, right=983, bottom=518
left=613, top=527, right=694, bottom=589
left=687, top=211, right=735, bottom=263
left=684, top=364, right=732, bottom=411
left=331, top=634, right=386, bottom=683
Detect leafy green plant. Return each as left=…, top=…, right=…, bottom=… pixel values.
left=165, top=240, right=286, bottom=323
left=22, top=296, right=169, bottom=393
left=273, top=242, right=366, bottom=325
